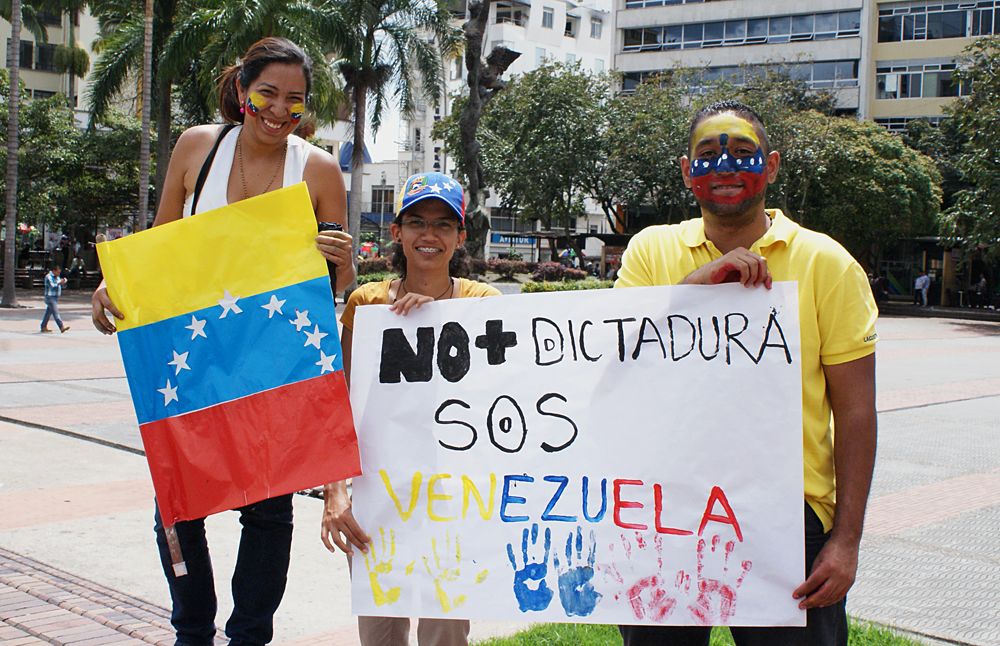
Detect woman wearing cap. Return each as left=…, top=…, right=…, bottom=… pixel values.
left=321, top=172, right=499, bottom=646
left=90, top=37, right=354, bottom=646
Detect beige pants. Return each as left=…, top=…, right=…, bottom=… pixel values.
left=358, top=615, right=469, bottom=646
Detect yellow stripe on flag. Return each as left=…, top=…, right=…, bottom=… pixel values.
left=97, top=183, right=327, bottom=330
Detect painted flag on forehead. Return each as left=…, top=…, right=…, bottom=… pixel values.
left=97, top=182, right=360, bottom=527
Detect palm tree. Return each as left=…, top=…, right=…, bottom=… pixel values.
left=2, top=0, right=24, bottom=307
left=51, top=0, right=90, bottom=109
left=161, top=0, right=344, bottom=125
left=137, top=0, right=151, bottom=230
left=1, top=0, right=47, bottom=306
left=88, top=0, right=180, bottom=213
left=323, top=0, right=462, bottom=289
left=1, top=0, right=51, bottom=42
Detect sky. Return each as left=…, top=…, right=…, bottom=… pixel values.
left=365, top=108, right=402, bottom=163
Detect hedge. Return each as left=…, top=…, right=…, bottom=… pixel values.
left=521, top=279, right=614, bottom=293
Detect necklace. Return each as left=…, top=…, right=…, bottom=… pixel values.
left=238, top=133, right=287, bottom=200
left=399, top=277, right=453, bottom=301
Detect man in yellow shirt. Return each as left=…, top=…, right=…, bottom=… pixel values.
left=615, top=101, right=877, bottom=646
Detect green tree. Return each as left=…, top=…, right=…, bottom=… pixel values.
left=51, top=0, right=91, bottom=108
left=0, top=76, right=83, bottom=227
left=61, top=111, right=142, bottom=233
left=477, top=61, right=609, bottom=259
left=325, top=0, right=462, bottom=285
left=939, top=37, right=1000, bottom=260
left=0, top=0, right=50, bottom=42
left=88, top=0, right=181, bottom=214
left=785, top=112, right=941, bottom=268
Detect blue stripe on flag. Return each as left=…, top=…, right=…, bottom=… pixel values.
left=119, top=276, right=344, bottom=425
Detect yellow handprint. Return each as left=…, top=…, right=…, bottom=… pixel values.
left=365, top=527, right=401, bottom=606
left=422, top=532, right=489, bottom=613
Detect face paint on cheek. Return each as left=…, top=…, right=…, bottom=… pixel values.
left=689, top=136, right=768, bottom=205
left=290, top=103, right=305, bottom=123
left=246, top=91, right=267, bottom=116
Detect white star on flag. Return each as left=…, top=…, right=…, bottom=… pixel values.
left=261, top=295, right=285, bottom=318
left=304, top=325, right=328, bottom=349
left=217, top=289, right=243, bottom=318
left=316, top=351, right=337, bottom=374
left=429, top=183, right=443, bottom=193
left=185, top=316, right=207, bottom=340
left=168, top=351, right=190, bottom=375
left=157, top=380, right=179, bottom=406
left=290, top=310, right=311, bottom=332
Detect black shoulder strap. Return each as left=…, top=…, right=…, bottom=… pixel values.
left=190, top=123, right=238, bottom=215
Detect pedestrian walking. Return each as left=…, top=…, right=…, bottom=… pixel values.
left=41, top=264, right=69, bottom=333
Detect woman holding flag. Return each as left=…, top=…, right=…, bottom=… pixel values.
left=91, top=37, right=353, bottom=646
left=321, top=172, right=499, bottom=646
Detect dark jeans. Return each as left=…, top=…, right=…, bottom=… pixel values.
left=153, top=494, right=294, bottom=646
left=620, top=503, right=848, bottom=646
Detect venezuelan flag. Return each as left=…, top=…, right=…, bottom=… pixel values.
left=98, top=183, right=360, bottom=526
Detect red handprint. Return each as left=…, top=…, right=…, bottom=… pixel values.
left=602, top=532, right=684, bottom=622
left=686, top=534, right=752, bottom=625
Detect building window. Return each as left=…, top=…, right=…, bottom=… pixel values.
left=542, top=7, right=553, bottom=29
left=33, top=90, right=56, bottom=99
left=490, top=208, right=534, bottom=234
left=877, top=4, right=985, bottom=43
left=876, top=61, right=969, bottom=100
left=6, top=40, right=33, bottom=69
left=595, top=58, right=605, bottom=72
left=536, top=46, right=546, bottom=66
left=624, top=60, right=860, bottom=94
left=591, top=19, right=602, bottom=38
left=36, top=10, right=61, bottom=26
left=875, top=116, right=944, bottom=133
left=496, top=2, right=525, bottom=26
left=565, top=17, right=578, bottom=37
left=371, top=188, right=395, bottom=218
left=622, top=10, right=862, bottom=53
left=566, top=53, right=576, bottom=63
left=35, top=44, right=57, bottom=72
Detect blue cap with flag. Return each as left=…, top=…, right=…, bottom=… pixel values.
left=397, top=172, right=465, bottom=224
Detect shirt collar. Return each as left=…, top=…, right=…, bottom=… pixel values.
left=680, top=208, right=796, bottom=251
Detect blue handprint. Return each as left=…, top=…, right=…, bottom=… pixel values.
left=506, top=523, right=553, bottom=612
left=553, top=526, right=602, bottom=617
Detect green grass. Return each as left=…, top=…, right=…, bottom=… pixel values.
left=471, top=621, right=925, bottom=646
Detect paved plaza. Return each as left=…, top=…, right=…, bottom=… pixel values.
left=2, top=290, right=999, bottom=645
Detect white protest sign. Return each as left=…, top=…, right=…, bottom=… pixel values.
left=349, top=283, right=804, bottom=626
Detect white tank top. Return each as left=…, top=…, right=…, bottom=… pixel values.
left=183, top=125, right=313, bottom=217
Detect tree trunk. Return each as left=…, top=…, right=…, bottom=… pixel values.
left=137, top=0, right=153, bottom=231
left=458, top=0, right=518, bottom=259
left=347, top=86, right=367, bottom=293
left=2, top=0, right=23, bottom=307
left=153, top=75, right=172, bottom=213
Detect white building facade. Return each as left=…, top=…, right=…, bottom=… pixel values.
left=401, top=0, right=616, bottom=262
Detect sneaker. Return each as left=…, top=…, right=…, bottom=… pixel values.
left=40, top=328, right=53, bottom=333
left=60, top=326, right=70, bottom=333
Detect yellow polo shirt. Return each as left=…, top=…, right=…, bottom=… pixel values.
left=615, top=209, right=878, bottom=531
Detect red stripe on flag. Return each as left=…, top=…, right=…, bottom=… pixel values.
left=140, top=371, right=360, bottom=525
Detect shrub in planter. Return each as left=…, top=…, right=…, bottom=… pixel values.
left=563, top=268, right=588, bottom=281
left=521, top=279, right=614, bottom=293
left=358, top=271, right=399, bottom=285
left=358, top=257, right=390, bottom=275
left=532, top=261, right=565, bottom=282
left=523, top=262, right=538, bottom=274
left=490, top=258, right=524, bottom=280
left=470, top=258, right=489, bottom=275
